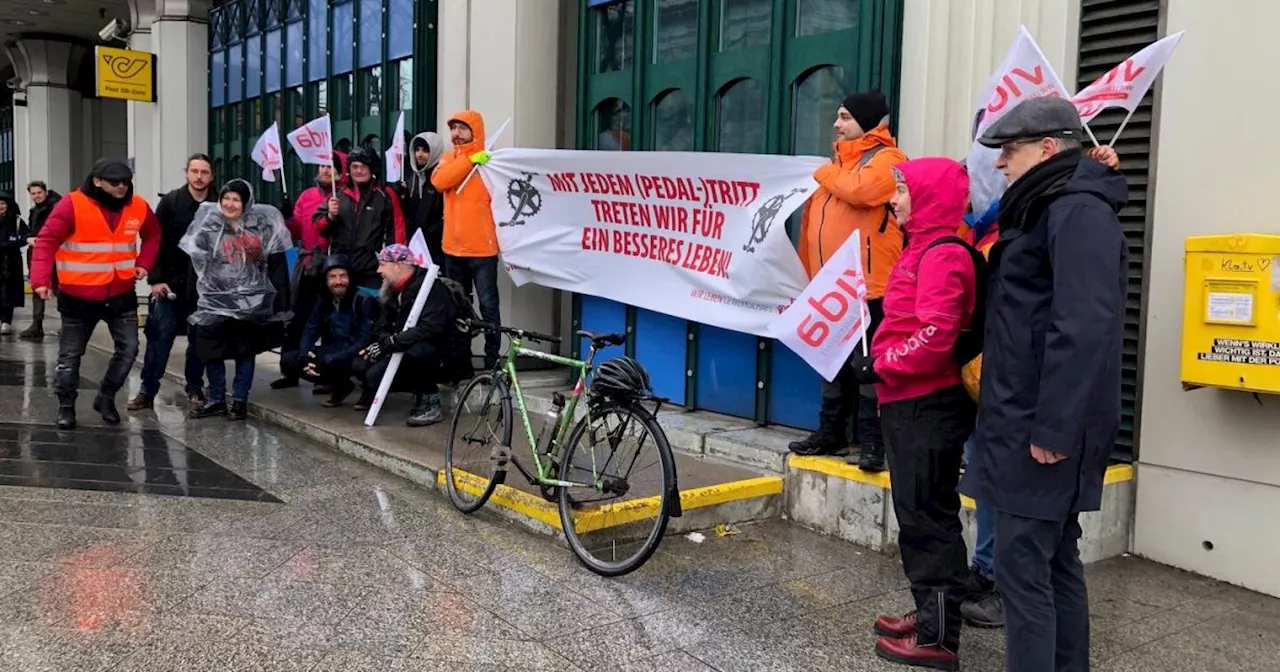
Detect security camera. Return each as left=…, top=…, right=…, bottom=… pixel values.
left=98, top=19, right=127, bottom=42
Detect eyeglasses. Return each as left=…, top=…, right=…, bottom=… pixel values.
left=998, top=138, right=1043, bottom=159
left=103, top=178, right=128, bottom=187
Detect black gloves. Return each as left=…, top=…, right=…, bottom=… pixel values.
left=363, top=336, right=396, bottom=362
left=850, top=354, right=881, bottom=384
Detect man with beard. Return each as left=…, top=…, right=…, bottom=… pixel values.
left=278, top=254, right=376, bottom=407
left=127, top=154, right=217, bottom=411
left=30, top=159, right=162, bottom=429
left=353, top=244, right=472, bottom=427
left=20, top=181, right=60, bottom=340
left=960, top=97, right=1128, bottom=672
left=271, top=152, right=348, bottom=390
left=401, top=132, right=446, bottom=266
left=318, top=147, right=406, bottom=293
left=432, top=110, right=502, bottom=370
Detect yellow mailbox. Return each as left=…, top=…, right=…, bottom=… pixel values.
left=1181, top=234, right=1280, bottom=394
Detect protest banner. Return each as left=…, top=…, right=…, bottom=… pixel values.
left=1072, top=31, right=1185, bottom=145
left=384, top=111, right=406, bottom=183
left=364, top=229, right=439, bottom=427
left=479, top=148, right=823, bottom=336
left=966, top=26, right=1073, bottom=217
left=251, top=122, right=284, bottom=184
left=287, top=114, right=334, bottom=167
left=769, top=230, right=871, bottom=381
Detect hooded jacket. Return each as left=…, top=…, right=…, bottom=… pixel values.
left=293, top=150, right=348, bottom=256
left=959, top=150, right=1129, bottom=522
left=870, top=157, right=977, bottom=405
left=0, top=195, right=27, bottom=309
left=431, top=110, right=498, bottom=258
left=799, top=125, right=907, bottom=299
left=403, top=132, right=446, bottom=261
left=31, top=168, right=161, bottom=303
left=316, top=151, right=406, bottom=289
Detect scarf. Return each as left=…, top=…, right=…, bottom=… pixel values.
left=998, top=149, right=1082, bottom=233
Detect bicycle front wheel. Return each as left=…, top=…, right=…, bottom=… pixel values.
left=445, top=372, right=513, bottom=513
left=557, top=402, right=676, bottom=576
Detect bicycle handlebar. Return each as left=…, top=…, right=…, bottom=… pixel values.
left=464, top=320, right=562, bottom=346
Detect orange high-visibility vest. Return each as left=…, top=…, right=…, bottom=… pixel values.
left=55, top=191, right=147, bottom=286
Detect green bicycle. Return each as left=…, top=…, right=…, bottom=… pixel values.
left=444, top=320, right=682, bottom=576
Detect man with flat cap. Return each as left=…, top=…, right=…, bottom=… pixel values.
left=959, top=96, right=1128, bottom=672
left=30, top=158, right=162, bottom=430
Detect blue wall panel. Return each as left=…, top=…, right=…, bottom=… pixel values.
left=695, top=326, right=756, bottom=418
left=579, top=296, right=627, bottom=368
left=768, top=343, right=822, bottom=430
left=634, top=309, right=686, bottom=405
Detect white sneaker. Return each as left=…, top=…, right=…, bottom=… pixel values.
left=1, top=323, right=11, bottom=334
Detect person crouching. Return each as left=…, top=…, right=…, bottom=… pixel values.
left=353, top=244, right=473, bottom=426
left=850, top=158, right=980, bottom=671
left=182, top=180, right=293, bottom=420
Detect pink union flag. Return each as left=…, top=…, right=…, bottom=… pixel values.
left=251, top=122, right=284, bottom=181
left=1072, top=31, right=1185, bottom=124
left=286, top=114, right=334, bottom=167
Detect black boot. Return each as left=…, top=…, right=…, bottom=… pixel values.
left=189, top=400, right=228, bottom=419
left=406, top=393, right=443, bottom=427
left=269, top=376, right=299, bottom=390
left=56, top=406, right=76, bottom=430
left=857, top=443, right=886, bottom=472
left=93, top=395, right=121, bottom=425
left=227, top=400, right=248, bottom=421
left=18, top=324, right=43, bottom=341
left=788, top=430, right=845, bottom=456
left=961, top=566, right=1004, bottom=628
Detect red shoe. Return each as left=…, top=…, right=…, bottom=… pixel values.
left=874, top=634, right=959, bottom=671
left=874, top=610, right=917, bottom=638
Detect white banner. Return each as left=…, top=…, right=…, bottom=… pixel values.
left=478, top=149, right=823, bottom=336
left=967, top=26, right=1072, bottom=216
left=251, top=122, right=284, bottom=182
left=769, top=230, right=871, bottom=382
left=286, top=114, right=334, bottom=167
left=1072, top=31, right=1185, bottom=124
left=364, top=229, right=440, bottom=427
left=384, top=111, right=407, bottom=183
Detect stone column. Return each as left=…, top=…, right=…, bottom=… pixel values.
left=127, top=3, right=160, bottom=203
left=5, top=39, right=84, bottom=207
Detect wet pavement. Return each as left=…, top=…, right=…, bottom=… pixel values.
left=2, top=337, right=1279, bottom=671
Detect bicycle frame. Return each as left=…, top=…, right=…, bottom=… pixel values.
left=499, top=336, right=604, bottom=487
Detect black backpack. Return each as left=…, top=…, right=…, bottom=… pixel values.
left=924, top=236, right=987, bottom=365
left=438, top=276, right=483, bottom=335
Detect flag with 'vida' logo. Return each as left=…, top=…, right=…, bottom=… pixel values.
left=768, top=230, right=872, bottom=382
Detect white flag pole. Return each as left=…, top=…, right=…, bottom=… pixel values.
left=1107, top=108, right=1138, bottom=147
left=457, top=116, right=511, bottom=194
left=363, top=231, right=439, bottom=427
left=1083, top=123, right=1103, bottom=148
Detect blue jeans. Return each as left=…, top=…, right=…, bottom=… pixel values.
left=207, top=357, right=256, bottom=403
left=964, top=434, right=996, bottom=580
left=140, top=298, right=204, bottom=397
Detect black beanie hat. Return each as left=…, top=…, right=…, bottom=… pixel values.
left=841, top=91, right=890, bottom=133
left=219, top=179, right=253, bottom=207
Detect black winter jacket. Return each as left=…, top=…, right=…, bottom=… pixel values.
left=318, top=182, right=404, bottom=289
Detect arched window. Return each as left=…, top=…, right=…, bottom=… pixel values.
left=716, top=78, right=765, bottom=154
left=793, top=66, right=847, bottom=157
left=593, top=98, right=632, bottom=151
left=652, top=89, right=694, bottom=151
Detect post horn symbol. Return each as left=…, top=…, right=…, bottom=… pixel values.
left=102, top=55, right=148, bottom=79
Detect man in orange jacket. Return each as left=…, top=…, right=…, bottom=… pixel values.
left=30, top=159, right=161, bottom=430
left=432, top=110, right=501, bottom=370
left=789, top=91, right=907, bottom=472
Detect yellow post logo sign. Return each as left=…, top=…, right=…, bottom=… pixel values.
left=94, top=46, right=155, bottom=102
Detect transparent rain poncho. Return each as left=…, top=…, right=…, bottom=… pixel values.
left=180, top=199, right=292, bottom=326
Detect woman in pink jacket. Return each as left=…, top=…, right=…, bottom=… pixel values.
left=849, top=157, right=979, bottom=671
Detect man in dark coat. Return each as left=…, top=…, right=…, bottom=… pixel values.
left=959, top=97, right=1128, bottom=672
left=279, top=254, right=376, bottom=407
left=20, top=182, right=59, bottom=340
left=128, top=154, right=217, bottom=411
left=353, top=244, right=472, bottom=427
left=317, top=147, right=406, bottom=292
left=0, top=194, right=26, bottom=334
left=400, top=132, right=446, bottom=266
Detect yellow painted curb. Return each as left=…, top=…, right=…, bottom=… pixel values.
left=437, top=469, right=783, bottom=534
left=788, top=456, right=1135, bottom=511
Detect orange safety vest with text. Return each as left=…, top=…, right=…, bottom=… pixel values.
left=55, top=191, right=146, bottom=286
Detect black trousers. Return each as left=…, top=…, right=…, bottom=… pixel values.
left=55, top=295, right=139, bottom=405
left=880, top=385, right=974, bottom=651
left=280, top=272, right=322, bottom=376
left=996, top=511, right=1089, bottom=672
left=353, top=344, right=450, bottom=396
left=444, top=255, right=500, bottom=366
left=280, top=349, right=356, bottom=389
left=818, top=298, right=884, bottom=447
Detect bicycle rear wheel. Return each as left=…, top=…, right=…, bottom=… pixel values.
left=557, top=402, right=676, bottom=576
left=445, top=373, right=512, bottom=513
